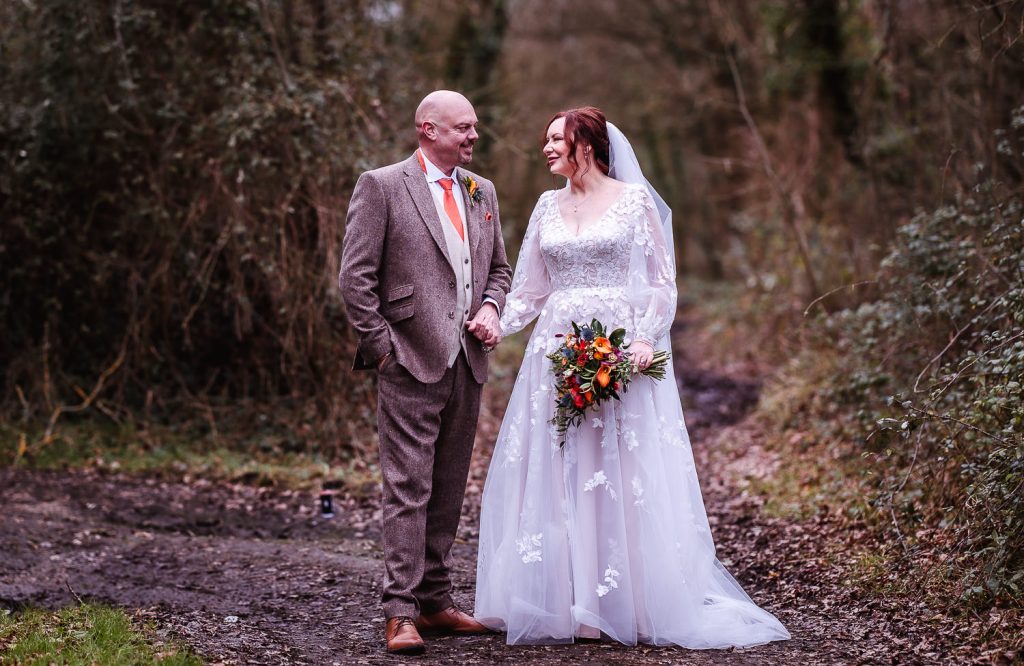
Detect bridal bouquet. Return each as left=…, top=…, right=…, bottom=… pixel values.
left=545, top=319, right=670, bottom=447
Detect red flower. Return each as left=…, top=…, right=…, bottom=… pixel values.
left=485, top=211, right=493, bottom=221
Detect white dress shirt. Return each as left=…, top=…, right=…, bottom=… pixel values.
left=419, top=151, right=501, bottom=315
left=420, top=152, right=468, bottom=233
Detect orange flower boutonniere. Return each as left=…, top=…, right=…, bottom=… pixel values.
left=462, top=175, right=484, bottom=206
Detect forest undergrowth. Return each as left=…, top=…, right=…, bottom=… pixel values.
left=692, top=111, right=1024, bottom=653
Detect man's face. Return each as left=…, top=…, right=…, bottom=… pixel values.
left=431, top=103, right=479, bottom=167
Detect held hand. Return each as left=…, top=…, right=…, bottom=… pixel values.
left=466, top=303, right=502, bottom=347
left=471, top=325, right=501, bottom=347
left=631, top=340, right=655, bottom=372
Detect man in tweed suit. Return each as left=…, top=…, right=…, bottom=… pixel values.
left=339, top=90, right=512, bottom=655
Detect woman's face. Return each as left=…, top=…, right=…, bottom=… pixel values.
left=543, top=117, right=587, bottom=178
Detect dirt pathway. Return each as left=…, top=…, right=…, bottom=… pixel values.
left=0, top=315, right=957, bottom=664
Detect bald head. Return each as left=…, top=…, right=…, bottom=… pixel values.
left=415, top=90, right=480, bottom=173
left=415, top=90, right=474, bottom=128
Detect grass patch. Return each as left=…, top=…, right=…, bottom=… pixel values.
left=0, top=604, right=200, bottom=665
left=742, top=449, right=827, bottom=521
left=0, top=420, right=376, bottom=493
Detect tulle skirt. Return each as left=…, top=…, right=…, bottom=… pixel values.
left=475, top=288, right=791, bottom=648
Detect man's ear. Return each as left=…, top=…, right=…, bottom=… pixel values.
left=420, top=121, right=437, bottom=141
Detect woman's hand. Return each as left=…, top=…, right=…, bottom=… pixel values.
left=631, top=340, right=655, bottom=372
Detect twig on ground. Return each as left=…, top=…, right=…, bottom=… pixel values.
left=40, top=346, right=127, bottom=446
left=65, top=580, right=85, bottom=605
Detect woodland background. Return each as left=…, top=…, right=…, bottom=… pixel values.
left=1, top=0, right=1022, bottom=660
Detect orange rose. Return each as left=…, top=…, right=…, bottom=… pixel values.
left=595, top=365, right=612, bottom=388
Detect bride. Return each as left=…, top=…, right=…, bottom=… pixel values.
left=474, top=106, right=791, bottom=649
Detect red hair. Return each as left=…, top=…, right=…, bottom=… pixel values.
left=543, top=106, right=610, bottom=178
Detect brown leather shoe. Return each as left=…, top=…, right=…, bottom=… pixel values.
left=385, top=617, right=425, bottom=655
left=415, top=606, right=490, bottom=635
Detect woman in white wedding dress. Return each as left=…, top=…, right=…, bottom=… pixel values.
left=474, top=106, right=791, bottom=649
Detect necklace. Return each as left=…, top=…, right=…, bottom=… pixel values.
left=569, top=190, right=592, bottom=214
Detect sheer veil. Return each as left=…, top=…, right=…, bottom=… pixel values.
left=602, top=121, right=675, bottom=354
left=606, top=121, right=675, bottom=278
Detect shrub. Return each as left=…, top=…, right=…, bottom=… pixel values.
left=0, top=1, right=426, bottom=454
left=809, top=106, right=1024, bottom=605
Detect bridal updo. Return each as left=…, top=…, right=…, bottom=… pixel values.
left=544, top=106, right=611, bottom=178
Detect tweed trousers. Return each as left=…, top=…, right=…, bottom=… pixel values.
left=376, top=350, right=481, bottom=619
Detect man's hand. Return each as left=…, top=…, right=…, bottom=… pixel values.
left=466, top=303, right=501, bottom=347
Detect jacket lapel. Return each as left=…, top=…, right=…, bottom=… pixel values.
left=458, top=173, right=483, bottom=256
left=402, top=155, right=452, bottom=265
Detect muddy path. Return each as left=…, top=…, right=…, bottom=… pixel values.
left=1, top=314, right=960, bottom=664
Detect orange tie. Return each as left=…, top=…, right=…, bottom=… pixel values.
left=417, top=149, right=465, bottom=241
left=437, top=178, right=465, bottom=241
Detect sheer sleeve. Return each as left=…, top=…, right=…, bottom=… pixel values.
left=627, top=187, right=677, bottom=347
left=499, top=192, right=554, bottom=337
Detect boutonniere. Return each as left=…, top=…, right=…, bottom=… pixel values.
left=462, top=175, right=484, bottom=206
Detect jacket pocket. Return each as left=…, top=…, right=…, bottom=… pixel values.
left=387, top=284, right=414, bottom=303
left=384, top=302, right=414, bottom=323
left=383, top=284, right=415, bottom=322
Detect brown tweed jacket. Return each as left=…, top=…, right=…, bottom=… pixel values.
left=339, top=153, right=512, bottom=384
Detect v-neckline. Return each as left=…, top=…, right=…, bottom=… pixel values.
left=555, top=185, right=631, bottom=238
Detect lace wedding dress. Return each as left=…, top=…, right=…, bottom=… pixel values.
left=474, top=183, right=791, bottom=648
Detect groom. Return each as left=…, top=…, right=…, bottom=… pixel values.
left=339, top=90, right=511, bottom=655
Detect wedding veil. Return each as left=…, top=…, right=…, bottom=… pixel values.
left=606, top=121, right=676, bottom=276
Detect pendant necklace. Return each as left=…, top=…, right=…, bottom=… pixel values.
left=570, top=189, right=592, bottom=214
